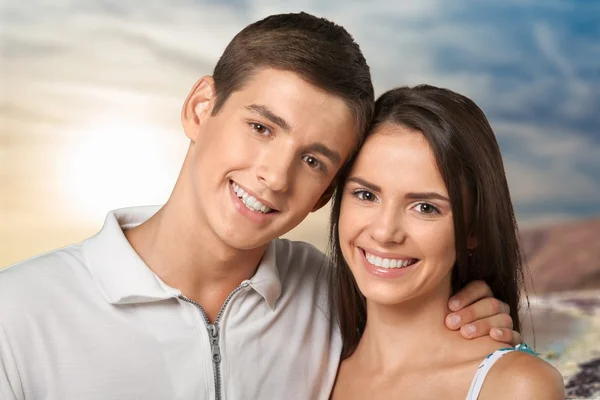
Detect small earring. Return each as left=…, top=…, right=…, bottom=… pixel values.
left=468, top=249, right=473, bottom=258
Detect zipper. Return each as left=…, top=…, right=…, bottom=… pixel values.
left=179, top=280, right=250, bottom=400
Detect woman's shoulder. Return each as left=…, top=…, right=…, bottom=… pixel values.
left=478, top=348, right=565, bottom=399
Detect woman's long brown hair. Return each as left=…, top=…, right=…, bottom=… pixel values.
left=328, top=85, right=525, bottom=359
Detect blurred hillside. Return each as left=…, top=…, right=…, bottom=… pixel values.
left=522, top=217, right=600, bottom=293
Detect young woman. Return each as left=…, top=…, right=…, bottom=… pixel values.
left=329, top=85, right=564, bottom=399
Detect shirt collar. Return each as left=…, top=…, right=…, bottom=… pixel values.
left=248, top=240, right=282, bottom=310
left=84, top=206, right=282, bottom=308
left=83, top=206, right=181, bottom=305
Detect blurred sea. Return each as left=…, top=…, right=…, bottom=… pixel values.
left=526, top=291, right=600, bottom=399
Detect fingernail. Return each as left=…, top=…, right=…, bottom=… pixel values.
left=448, top=315, right=461, bottom=327
left=449, top=299, right=460, bottom=310
left=465, top=324, right=476, bottom=334
left=494, top=328, right=503, bottom=337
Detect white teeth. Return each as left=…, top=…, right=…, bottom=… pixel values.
left=365, top=251, right=416, bottom=269
left=231, top=182, right=273, bottom=214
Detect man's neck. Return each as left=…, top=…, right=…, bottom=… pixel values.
left=124, top=199, right=268, bottom=322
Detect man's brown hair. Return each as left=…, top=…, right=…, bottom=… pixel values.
left=212, top=12, right=374, bottom=143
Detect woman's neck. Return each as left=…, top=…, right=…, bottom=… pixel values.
left=352, top=279, right=460, bottom=373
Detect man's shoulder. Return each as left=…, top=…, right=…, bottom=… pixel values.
left=274, top=238, right=328, bottom=276
left=274, top=238, right=327, bottom=264
left=272, top=238, right=333, bottom=316
left=1, top=243, right=86, bottom=278
left=0, top=244, right=90, bottom=317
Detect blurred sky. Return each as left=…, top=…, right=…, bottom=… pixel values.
left=1, top=0, right=599, bottom=266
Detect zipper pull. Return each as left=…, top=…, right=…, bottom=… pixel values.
left=208, top=324, right=221, bottom=363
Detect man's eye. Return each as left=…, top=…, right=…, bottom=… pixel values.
left=249, top=123, right=270, bottom=136
left=302, top=155, right=322, bottom=170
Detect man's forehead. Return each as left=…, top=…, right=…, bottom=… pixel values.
left=235, top=69, right=355, bottom=117
left=223, top=68, right=360, bottom=152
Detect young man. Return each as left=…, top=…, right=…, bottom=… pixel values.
left=0, top=13, right=519, bottom=400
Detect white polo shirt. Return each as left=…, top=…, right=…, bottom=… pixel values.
left=0, top=207, right=341, bottom=400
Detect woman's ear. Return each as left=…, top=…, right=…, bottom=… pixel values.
left=467, top=234, right=478, bottom=252
left=181, top=76, right=216, bottom=142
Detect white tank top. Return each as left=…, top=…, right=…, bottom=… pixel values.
left=465, top=348, right=516, bottom=399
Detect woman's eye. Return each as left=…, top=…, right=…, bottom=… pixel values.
left=302, top=155, right=322, bottom=170
left=354, top=190, right=376, bottom=202
left=249, top=123, right=270, bottom=136
left=413, top=203, right=439, bottom=215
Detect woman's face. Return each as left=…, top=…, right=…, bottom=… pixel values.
left=338, top=123, right=459, bottom=306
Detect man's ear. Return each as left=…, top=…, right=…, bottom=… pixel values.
left=181, top=76, right=216, bottom=142
left=312, top=184, right=336, bottom=212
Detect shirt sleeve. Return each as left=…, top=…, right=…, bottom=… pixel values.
left=0, top=324, right=23, bottom=400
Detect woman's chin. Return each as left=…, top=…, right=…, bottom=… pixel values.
left=359, top=284, right=413, bottom=306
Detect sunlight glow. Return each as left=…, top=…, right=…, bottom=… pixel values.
left=58, top=117, right=184, bottom=223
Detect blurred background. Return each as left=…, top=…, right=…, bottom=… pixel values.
left=1, top=0, right=599, bottom=397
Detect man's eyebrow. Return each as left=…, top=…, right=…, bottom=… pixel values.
left=245, top=104, right=341, bottom=165
left=245, top=104, right=291, bottom=132
left=405, top=192, right=450, bottom=203
left=307, top=143, right=342, bottom=165
left=347, top=177, right=381, bottom=192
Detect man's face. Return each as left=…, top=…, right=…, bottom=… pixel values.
left=183, top=68, right=357, bottom=250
